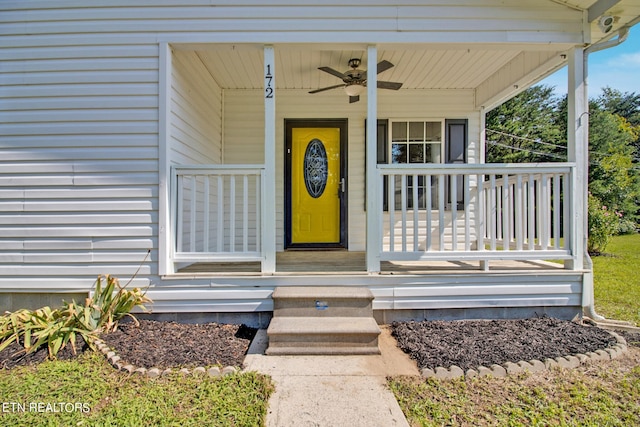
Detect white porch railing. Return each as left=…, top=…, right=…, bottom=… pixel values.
left=171, top=163, right=576, bottom=271
left=172, top=165, right=264, bottom=263
left=378, top=163, right=575, bottom=264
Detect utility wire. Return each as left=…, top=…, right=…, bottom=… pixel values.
left=487, top=140, right=640, bottom=172
left=485, top=129, right=567, bottom=150
left=486, top=128, right=637, bottom=162
left=486, top=140, right=567, bottom=160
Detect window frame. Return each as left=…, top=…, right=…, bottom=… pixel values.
left=388, top=119, right=445, bottom=165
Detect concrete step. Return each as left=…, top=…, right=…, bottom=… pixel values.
left=266, top=316, right=381, bottom=355
left=272, top=286, right=374, bottom=318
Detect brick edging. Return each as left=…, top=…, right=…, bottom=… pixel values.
left=92, top=338, right=239, bottom=378
left=420, top=330, right=628, bottom=380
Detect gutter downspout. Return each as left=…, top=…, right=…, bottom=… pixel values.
left=581, top=26, right=629, bottom=322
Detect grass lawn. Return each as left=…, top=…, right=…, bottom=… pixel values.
left=592, top=233, right=640, bottom=326
left=0, top=352, right=273, bottom=426
left=389, top=350, right=640, bottom=427
left=390, top=233, right=640, bottom=426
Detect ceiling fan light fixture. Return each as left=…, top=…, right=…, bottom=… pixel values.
left=344, top=84, right=364, bottom=97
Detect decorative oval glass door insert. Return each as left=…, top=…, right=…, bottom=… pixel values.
left=303, top=138, right=328, bottom=198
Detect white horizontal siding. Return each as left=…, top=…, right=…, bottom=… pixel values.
left=0, top=29, right=159, bottom=289
left=170, top=49, right=223, bottom=166
left=0, top=1, right=584, bottom=45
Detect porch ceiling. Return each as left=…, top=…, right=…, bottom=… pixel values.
left=190, top=45, right=560, bottom=90
left=193, top=46, right=546, bottom=91
left=176, top=0, right=639, bottom=96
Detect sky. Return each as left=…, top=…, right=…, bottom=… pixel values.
left=539, top=26, right=640, bottom=97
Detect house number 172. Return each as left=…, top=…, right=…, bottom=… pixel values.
left=265, top=64, right=274, bottom=99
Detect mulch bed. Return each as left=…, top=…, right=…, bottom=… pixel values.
left=392, top=317, right=620, bottom=371
left=99, top=320, right=257, bottom=369
left=0, top=320, right=256, bottom=370
left=2, top=317, right=637, bottom=372
left=0, top=336, right=91, bottom=370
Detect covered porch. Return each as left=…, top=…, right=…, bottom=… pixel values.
left=159, top=43, right=589, bottom=278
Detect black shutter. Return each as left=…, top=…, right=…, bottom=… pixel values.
left=445, top=119, right=468, bottom=209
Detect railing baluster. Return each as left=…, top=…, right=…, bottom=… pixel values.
left=217, top=175, right=224, bottom=252
left=496, top=177, right=502, bottom=242
left=540, top=174, right=549, bottom=249
left=451, top=174, right=457, bottom=251
left=203, top=176, right=210, bottom=252
left=464, top=174, right=470, bottom=251
left=553, top=174, right=561, bottom=250
left=562, top=173, right=569, bottom=251
left=515, top=174, right=523, bottom=251
left=476, top=173, right=485, bottom=253
left=489, top=174, right=497, bottom=251
left=401, top=175, right=407, bottom=252
left=230, top=175, right=236, bottom=252
left=426, top=174, right=432, bottom=251
left=256, top=173, right=262, bottom=252
left=438, top=174, right=445, bottom=251
left=189, top=175, right=197, bottom=252
left=413, top=174, right=419, bottom=252
left=502, top=174, right=510, bottom=251
left=528, top=174, right=535, bottom=251
left=243, top=174, right=249, bottom=253
left=388, top=174, right=395, bottom=252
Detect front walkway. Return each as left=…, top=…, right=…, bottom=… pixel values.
left=243, top=326, right=419, bottom=427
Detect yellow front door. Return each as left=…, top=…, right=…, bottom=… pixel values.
left=290, top=127, right=342, bottom=244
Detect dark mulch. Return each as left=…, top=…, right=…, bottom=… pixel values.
left=99, top=320, right=257, bottom=369
left=3, top=317, right=635, bottom=372
left=620, top=330, right=640, bottom=347
left=1, top=320, right=256, bottom=370
left=392, top=317, right=619, bottom=371
left=0, top=336, right=91, bottom=370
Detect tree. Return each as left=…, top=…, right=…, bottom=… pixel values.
left=485, top=85, right=565, bottom=163
left=588, top=105, right=639, bottom=224
left=596, top=87, right=640, bottom=161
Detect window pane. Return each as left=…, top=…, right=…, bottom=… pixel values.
left=425, top=122, right=441, bottom=142
left=409, top=122, right=424, bottom=142
left=426, top=143, right=441, bottom=163
left=392, top=143, right=407, bottom=163
left=392, top=122, right=407, bottom=142
left=409, top=144, right=424, bottom=163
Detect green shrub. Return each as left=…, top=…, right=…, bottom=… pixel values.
left=617, top=217, right=638, bottom=235
left=0, top=275, right=150, bottom=359
left=588, top=193, right=620, bottom=254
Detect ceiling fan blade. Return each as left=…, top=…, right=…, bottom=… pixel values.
left=318, top=66, right=347, bottom=80
left=377, top=80, right=403, bottom=90
left=309, top=84, right=345, bottom=94
left=349, top=95, right=360, bottom=103
left=377, top=60, right=394, bottom=74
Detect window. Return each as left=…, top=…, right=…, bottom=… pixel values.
left=390, top=120, right=444, bottom=209
left=391, top=121, right=442, bottom=164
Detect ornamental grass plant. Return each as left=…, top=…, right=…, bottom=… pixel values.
left=0, top=274, right=150, bottom=359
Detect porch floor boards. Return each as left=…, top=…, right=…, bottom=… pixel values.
left=177, top=251, right=565, bottom=275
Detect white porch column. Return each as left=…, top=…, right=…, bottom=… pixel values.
left=366, top=45, right=381, bottom=273
left=566, top=47, right=587, bottom=271
left=262, top=46, right=276, bottom=273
